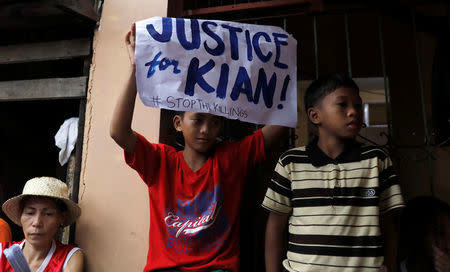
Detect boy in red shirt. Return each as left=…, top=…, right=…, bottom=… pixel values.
left=110, top=24, right=287, bottom=272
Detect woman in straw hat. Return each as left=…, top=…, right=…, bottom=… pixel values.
left=0, top=177, right=83, bottom=271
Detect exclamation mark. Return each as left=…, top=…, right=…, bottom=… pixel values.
left=277, top=75, right=291, bottom=109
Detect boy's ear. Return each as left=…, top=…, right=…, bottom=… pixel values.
left=307, top=107, right=321, bottom=125
left=173, top=115, right=183, bottom=132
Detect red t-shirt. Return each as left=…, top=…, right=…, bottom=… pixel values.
left=125, top=130, right=265, bottom=272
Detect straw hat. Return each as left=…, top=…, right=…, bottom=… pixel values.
left=2, top=177, right=81, bottom=227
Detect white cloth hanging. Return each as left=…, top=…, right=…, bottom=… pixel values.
left=54, top=117, right=79, bottom=166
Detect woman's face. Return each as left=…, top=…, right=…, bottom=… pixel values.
left=20, top=197, right=65, bottom=248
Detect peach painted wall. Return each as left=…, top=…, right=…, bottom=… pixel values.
left=75, top=1, right=167, bottom=271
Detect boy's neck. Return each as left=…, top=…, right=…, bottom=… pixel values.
left=182, top=147, right=209, bottom=172
left=316, top=135, right=349, bottom=160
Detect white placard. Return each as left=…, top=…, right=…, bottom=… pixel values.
left=135, top=17, right=297, bottom=127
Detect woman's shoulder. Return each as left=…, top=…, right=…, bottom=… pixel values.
left=64, top=249, right=84, bottom=272
left=52, top=240, right=83, bottom=271
left=60, top=242, right=84, bottom=272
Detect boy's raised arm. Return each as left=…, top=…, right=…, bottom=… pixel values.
left=265, top=211, right=289, bottom=272
left=262, top=125, right=289, bottom=151
left=110, top=24, right=138, bottom=154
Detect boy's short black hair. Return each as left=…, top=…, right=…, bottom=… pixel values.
left=304, top=73, right=359, bottom=113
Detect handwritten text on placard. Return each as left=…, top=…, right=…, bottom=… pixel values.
left=135, top=17, right=297, bottom=127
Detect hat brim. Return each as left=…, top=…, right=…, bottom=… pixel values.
left=2, top=194, right=81, bottom=227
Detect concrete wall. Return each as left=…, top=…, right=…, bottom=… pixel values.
left=75, top=1, right=167, bottom=271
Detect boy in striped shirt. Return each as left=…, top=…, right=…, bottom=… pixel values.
left=263, top=74, right=404, bottom=272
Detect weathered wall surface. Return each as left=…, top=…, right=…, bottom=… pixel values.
left=75, top=1, right=167, bottom=271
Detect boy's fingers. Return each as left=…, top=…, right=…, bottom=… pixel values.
left=125, top=31, right=131, bottom=44
left=124, top=23, right=136, bottom=66
left=124, top=30, right=135, bottom=66
left=130, top=23, right=136, bottom=44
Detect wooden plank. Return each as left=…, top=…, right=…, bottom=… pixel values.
left=57, top=0, right=99, bottom=22
left=0, top=38, right=90, bottom=64
left=167, top=0, right=184, bottom=17
left=0, top=0, right=98, bottom=26
left=184, top=0, right=312, bottom=16
left=68, top=98, right=86, bottom=244
left=62, top=153, right=76, bottom=244
left=0, top=77, right=87, bottom=100
left=0, top=1, right=65, bottom=31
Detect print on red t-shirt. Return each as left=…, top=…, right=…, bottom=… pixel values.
left=165, top=184, right=229, bottom=254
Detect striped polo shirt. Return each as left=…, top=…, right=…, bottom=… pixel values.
left=262, top=138, right=404, bottom=272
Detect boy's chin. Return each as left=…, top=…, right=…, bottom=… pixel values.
left=345, top=128, right=362, bottom=139
left=192, top=144, right=216, bottom=154
left=340, top=133, right=359, bottom=140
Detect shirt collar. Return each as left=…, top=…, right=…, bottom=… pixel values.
left=306, top=137, right=362, bottom=167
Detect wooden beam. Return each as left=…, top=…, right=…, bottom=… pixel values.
left=0, top=0, right=98, bottom=23
left=167, top=0, right=184, bottom=17
left=0, top=77, right=87, bottom=101
left=184, top=0, right=312, bottom=17
left=0, top=38, right=91, bottom=65
left=57, top=0, right=99, bottom=22
left=68, top=98, right=86, bottom=244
